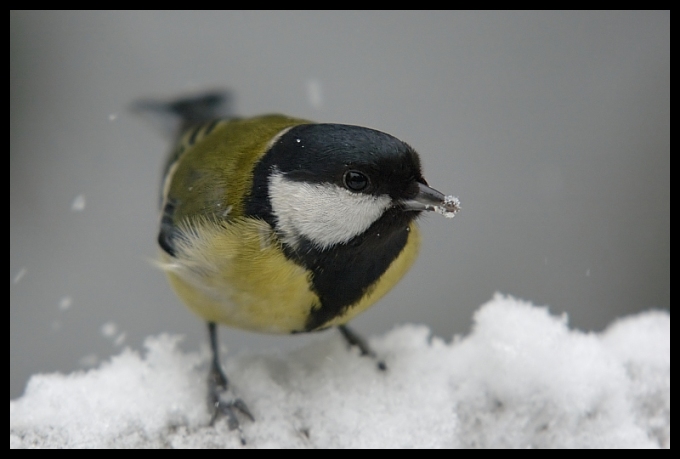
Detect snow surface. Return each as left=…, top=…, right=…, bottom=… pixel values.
left=10, top=295, right=670, bottom=448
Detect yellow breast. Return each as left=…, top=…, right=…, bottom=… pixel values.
left=158, top=217, right=421, bottom=334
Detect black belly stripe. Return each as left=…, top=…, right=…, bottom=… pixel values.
left=294, top=209, right=413, bottom=331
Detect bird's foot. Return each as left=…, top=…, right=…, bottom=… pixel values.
left=338, top=324, right=387, bottom=371
left=208, top=356, right=254, bottom=444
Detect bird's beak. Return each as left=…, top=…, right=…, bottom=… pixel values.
left=401, top=182, right=461, bottom=218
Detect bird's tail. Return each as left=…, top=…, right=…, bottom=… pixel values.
left=131, top=90, right=234, bottom=138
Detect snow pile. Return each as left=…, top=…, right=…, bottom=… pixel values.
left=10, top=295, right=670, bottom=448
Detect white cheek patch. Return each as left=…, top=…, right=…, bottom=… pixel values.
left=269, top=172, right=391, bottom=250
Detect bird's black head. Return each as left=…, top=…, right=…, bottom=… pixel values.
left=269, top=123, right=426, bottom=201
left=246, top=123, right=429, bottom=251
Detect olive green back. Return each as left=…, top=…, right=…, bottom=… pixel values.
left=164, top=114, right=311, bottom=222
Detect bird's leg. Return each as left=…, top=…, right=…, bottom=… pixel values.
left=207, top=322, right=254, bottom=444
left=337, top=324, right=386, bottom=371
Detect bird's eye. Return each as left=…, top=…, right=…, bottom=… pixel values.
left=343, top=170, right=369, bottom=192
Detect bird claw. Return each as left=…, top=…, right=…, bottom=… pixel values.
left=207, top=325, right=254, bottom=444
left=210, top=395, right=254, bottom=426
left=209, top=388, right=254, bottom=444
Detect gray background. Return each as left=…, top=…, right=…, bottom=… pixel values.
left=10, top=11, right=669, bottom=399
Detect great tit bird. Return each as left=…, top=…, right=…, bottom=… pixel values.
left=135, top=91, right=459, bottom=441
